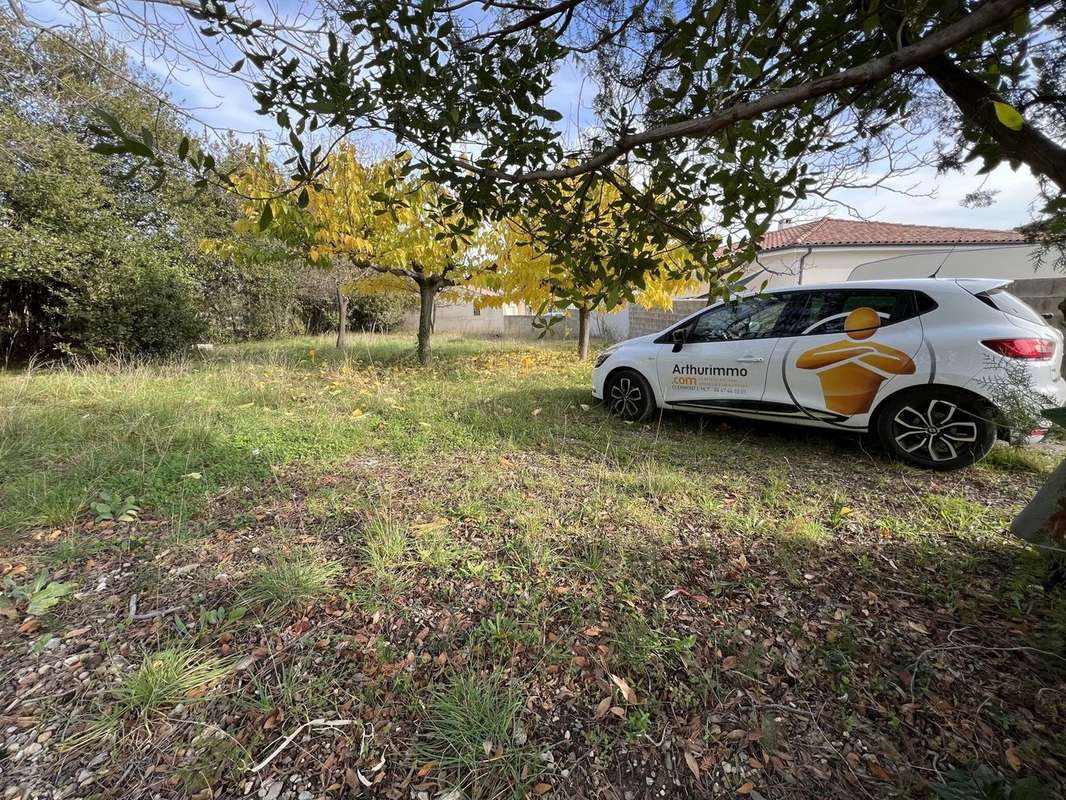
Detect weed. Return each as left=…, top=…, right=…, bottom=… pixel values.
left=43, top=536, right=111, bottom=566
left=984, top=444, right=1052, bottom=475
left=246, top=660, right=336, bottom=718
left=469, top=612, right=536, bottom=659
left=2, top=569, right=76, bottom=616
left=417, top=672, right=539, bottom=798
left=931, top=765, right=1050, bottom=800
left=243, top=547, right=342, bottom=611
left=91, top=490, right=141, bottom=523
left=624, top=708, right=653, bottom=742
left=922, top=494, right=999, bottom=536
left=778, top=515, right=828, bottom=551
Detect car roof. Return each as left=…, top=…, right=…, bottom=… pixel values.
left=753, top=277, right=1011, bottom=294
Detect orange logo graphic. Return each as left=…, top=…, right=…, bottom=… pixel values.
left=795, top=307, right=915, bottom=415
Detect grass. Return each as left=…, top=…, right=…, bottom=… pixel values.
left=243, top=546, right=342, bottom=610
left=417, top=671, right=539, bottom=799
left=117, top=647, right=234, bottom=714
left=362, top=512, right=409, bottom=577
left=2, top=334, right=1063, bottom=798
left=63, top=647, right=234, bottom=751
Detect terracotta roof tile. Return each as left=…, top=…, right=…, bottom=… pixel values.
left=760, top=217, right=1024, bottom=252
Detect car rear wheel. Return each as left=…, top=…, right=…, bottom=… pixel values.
left=604, top=369, right=656, bottom=422
left=875, top=387, right=997, bottom=470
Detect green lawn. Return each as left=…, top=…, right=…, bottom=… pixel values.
left=1, top=334, right=1063, bottom=799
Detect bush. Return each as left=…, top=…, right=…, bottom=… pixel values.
left=70, top=251, right=207, bottom=358
left=348, top=290, right=414, bottom=332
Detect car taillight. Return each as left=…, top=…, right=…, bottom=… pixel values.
left=981, top=338, right=1056, bottom=360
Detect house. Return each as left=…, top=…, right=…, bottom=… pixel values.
left=749, top=217, right=1040, bottom=287
left=627, top=217, right=1066, bottom=338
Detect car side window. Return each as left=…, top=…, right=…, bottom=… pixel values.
left=798, top=290, right=917, bottom=335
left=686, top=295, right=791, bottom=343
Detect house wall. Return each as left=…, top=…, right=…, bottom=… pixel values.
left=751, top=243, right=1066, bottom=287
left=398, top=301, right=505, bottom=336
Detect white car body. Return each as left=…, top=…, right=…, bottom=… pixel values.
left=592, top=278, right=1066, bottom=467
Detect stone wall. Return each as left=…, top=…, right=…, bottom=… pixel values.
left=627, top=300, right=706, bottom=338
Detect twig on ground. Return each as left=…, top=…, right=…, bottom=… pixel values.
left=250, top=719, right=356, bottom=773
left=131, top=604, right=185, bottom=621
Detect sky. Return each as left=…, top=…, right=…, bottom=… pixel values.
left=20, top=0, right=1049, bottom=233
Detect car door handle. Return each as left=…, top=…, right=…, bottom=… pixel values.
left=736, top=356, right=765, bottom=363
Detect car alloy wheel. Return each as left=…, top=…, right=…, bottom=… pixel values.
left=890, top=399, right=979, bottom=463
left=609, top=375, right=645, bottom=419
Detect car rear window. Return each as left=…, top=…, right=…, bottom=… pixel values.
left=978, top=288, right=1047, bottom=326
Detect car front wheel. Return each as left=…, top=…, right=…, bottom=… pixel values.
left=875, top=387, right=997, bottom=470
left=604, top=369, right=656, bottom=422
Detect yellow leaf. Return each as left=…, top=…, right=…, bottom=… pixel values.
left=993, top=101, right=1024, bottom=131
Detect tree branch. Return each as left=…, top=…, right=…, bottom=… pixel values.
left=448, top=0, right=1029, bottom=184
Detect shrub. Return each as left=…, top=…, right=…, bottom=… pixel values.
left=348, top=290, right=414, bottom=332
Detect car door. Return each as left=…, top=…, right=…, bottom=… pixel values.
left=656, top=293, right=793, bottom=411
left=763, top=288, right=927, bottom=428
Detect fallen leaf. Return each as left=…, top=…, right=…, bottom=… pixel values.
left=416, top=761, right=435, bottom=778
left=721, top=656, right=737, bottom=671
left=866, top=760, right=891, bottom=781
left=594, top=696, right=611, bottom=720
left=737, top=782, right=754, bottom=795
left=1005, top=747, right=1023, bottom=771
left=684, top=749, right=700, bottom=780
left=533, top=783, right=552, bottom=795
left=610, top=673, right=637, bottom=705
left=18, top=617, right=41, bottom=635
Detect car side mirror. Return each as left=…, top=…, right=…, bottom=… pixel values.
left=670, top=328, right=686, bottom=352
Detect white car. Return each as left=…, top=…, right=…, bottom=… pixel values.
left=592, top=278, right=1066, bottom=470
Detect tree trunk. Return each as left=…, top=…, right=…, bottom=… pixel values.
left=577, top=307, right=591, bottom=360
left=416, top=279, right=437, bottom=366
left=335, top=280, right=348, bottom=349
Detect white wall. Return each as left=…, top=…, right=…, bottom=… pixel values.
left=749, top=243, right=1065, bottom=287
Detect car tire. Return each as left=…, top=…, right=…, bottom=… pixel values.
left=604, top=369, right=656, bottom=422
left=875, top=387, right=997, bottom=470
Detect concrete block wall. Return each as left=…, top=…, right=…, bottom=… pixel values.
left=398, top=302, right=505, bottom=336
left=1010, top=277, right=1066, bottom=330
left=627, top=300, right=706, bottom=338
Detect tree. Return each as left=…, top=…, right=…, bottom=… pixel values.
left=68, top=0, right=1064, bottom=311
left=228, top=143, right=489, bottom=365
left=480, top=174, right=706, bottom=359
left=0, top=15, right=235, bottom=360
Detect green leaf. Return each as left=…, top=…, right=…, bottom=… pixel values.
left=230, top=57, right=245, bottom=73
left=27, top=580, right=75, bottom=616
left=993, top=101, right=1024, bottom=131
left=258, top=201, right=274, bottom=231
left=178, top=136, right=190, bottom=161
